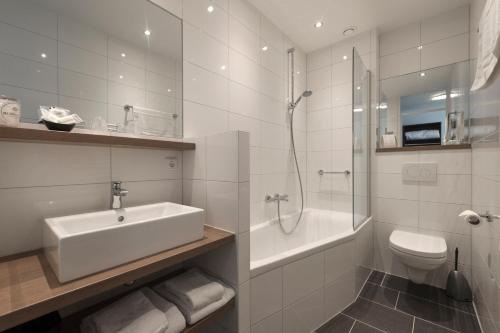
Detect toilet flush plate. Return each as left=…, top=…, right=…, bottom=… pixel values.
left=402, top=163, right=437, bottom=182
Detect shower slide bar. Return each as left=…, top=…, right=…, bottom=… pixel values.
left=318, top=170, right=351, bottom=176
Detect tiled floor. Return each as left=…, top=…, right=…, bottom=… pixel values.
left=316, top=271, right=482, bottom=333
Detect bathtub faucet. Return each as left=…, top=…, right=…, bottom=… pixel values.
left=265, top=193, right=289, bottom=203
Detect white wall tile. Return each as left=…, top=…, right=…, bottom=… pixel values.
left=108, top=37, right=146, bottom=69
left=184, top=23, right=229, bottom=77
left=283, top=252, right=324, bottom=306
left=59, top=42, right=107, bottom=79
left=0, top=184, right=109, bottom=256
left=260, top=17, right=284, bottom=52
left=182, top=179, right=207, bottom=210
left=379, top=23, right=420, bottom=56
left=111, top=148, right=181, bottom=181
left=380, top=48, right=420, bottom=79
left=59, top=69, right=107, bottom=102
left=184, top=62, right=229, bottom=110
left=0, top=22, right=57, bottom=66
left=307, top=67, right=332, bottom=91
left=250, top=268, right=283, bottom=324
left=0, top=142, right=110, bottom=188
left=108, top=59, right=145, bottom=88
left=0, top=0, right=57, bottom=38
left=58, top=16, right=107, bottom=56
left=183, top=101, right=228, bottom=138
left=0, top=53, right=57, bottom=93
left=206, top=181, right=238, bottom=232
left=421, top=33, right=469, bottom=70
left=206, top=131, right=239, bottom=182
left=307, top=47, right=332, bottom=71
left=419, top=174, right=471, bottom=204
left=122, top=179, right=182, bottom=206
left=251, top=310, right=282, bottom=333
left=421, top=6, right=469, bottom=44
left=374, top=198, right=419, bottom=227
left=230, top=18, right=260, bottom=62
left=229, top=0, right=260, bottom=34
left=284, top=288, right=324, bottom=333
left=183, top=0, right=229, bottom=43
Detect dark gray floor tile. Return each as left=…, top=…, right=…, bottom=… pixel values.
left=316, top=314, right=354, bottom=333
left=382, top=274, right=475, bottom=314
left=413, top=318, right=458, bottom=333
left=367, top=270, right=385, bottom=285
left=360, top=282, right=399, bottom=307
left=396, top=293, right=481, bottom=333
left=351, top=321, right=384, bottom=333
left=343, top=298, right=414, bottom=332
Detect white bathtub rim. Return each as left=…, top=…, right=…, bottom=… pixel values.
left=250, top=216, right=372, bottom=279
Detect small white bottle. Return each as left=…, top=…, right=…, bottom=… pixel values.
left=0, top=96, right=21, bottom=127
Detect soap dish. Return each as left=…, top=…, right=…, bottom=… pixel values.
left=42, top=120, right=75, bottom=132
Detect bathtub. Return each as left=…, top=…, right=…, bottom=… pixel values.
left=249, top=208, right=373, bottom=330
left=250, top=208, right=371, bottom=277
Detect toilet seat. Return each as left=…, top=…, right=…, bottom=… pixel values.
left=389, top=230, right=447, bottom=259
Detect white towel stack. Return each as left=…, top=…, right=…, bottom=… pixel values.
left=153, top=268, right=235, bottom=325
left=80, top=288, right=186, bottom=333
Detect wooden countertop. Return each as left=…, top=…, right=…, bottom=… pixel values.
left=0, top=226, right=234, bottom=331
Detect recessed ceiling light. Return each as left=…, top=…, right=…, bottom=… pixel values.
left=121, top=53, right=126, bottom=58
left=296, top=71, right=300, bottom=75
left=262, top=45, right=268, bottom=51
left=420, top=72, right=426, bottom=77
left=167, top=88, right=172, bottom=92
left=207, top=5, right=214, bottom=13
left=119, top=75, right=124, bottom=79
left=40, top=53, right=47, bottom=58
left=343, top=55, right=348, bottom=60
left=356, top=86, right=361, bottom=90
left=343, top=26, right=357, bottom=36
left=314, top=21, right=323, bottom=29
left=417, top=45, right=423, bottom=50
left=220, top=65, right=227, bottom=70
left=144, top=29, right=151, bottom=36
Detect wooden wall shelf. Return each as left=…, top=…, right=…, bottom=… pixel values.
left=0, top=124, right=195, bottom=150
left=376, top=143, right=471, bottom=153
left=0, top=226, right=234, bottom=331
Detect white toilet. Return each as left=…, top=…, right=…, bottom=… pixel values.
left=389, top=230, right=447, bottom=284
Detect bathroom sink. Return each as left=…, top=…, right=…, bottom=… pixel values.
left=43, top=202, right=204, bottom=283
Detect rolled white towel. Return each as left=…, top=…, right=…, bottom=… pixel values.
left=142, top=288, right=186, bottom=333
left=80, top=290, right=168, bottom=333
left=155, top=279, right=235, bottom=325
left=159, top=268, right=224, bottom=311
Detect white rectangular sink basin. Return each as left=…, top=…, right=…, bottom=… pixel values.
left=43, top=202, right=204, bottom=283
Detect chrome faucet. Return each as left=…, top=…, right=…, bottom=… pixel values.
left=265, top=193, right=289, bottom=203
left=111, top=181, right=128, bottom=209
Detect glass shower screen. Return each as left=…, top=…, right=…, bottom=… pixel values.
left=352, top=48, right=371, bottom=230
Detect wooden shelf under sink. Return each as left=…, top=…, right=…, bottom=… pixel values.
left=0, top=226, right=234, bottom=331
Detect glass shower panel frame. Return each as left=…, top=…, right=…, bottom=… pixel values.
left=352, top=48, right=371, bottom=230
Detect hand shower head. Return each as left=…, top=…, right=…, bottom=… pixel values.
left=289, top=90, right=313, bottom=111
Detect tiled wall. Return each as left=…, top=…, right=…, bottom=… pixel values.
left=182, top=130, right=250, bottom=333
left=0, top=141, right=183, bottom=256
left=0, top=0, right=182, bottom=137
left=249, top=220, right=373, bottom=333
left=179, top=0, right=307, bottom=228
left=305, top=31, right=377, bottom=214
left=469, top=0, right=500, bottom=332
left=372, top=6, right=473, bottom=289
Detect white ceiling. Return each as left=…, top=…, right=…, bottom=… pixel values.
left=247, top=0, right=471, bottom=53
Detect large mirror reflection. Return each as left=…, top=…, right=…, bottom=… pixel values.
left=378, top=61, right=470, bottom=148
left=0, top=0, right=182, bottom=138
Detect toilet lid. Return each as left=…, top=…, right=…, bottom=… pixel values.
left=389, top=230, right=447, bottom=259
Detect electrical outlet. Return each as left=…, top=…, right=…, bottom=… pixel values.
left=166, top=157, right=177, bottom=169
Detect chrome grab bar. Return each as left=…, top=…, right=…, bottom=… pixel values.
left=318, top=170, right=350, bottom=176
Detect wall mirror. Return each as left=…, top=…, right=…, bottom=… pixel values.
left=0, top=0, right=182, bottom=138
left=378, top=61, right=470, bottom=149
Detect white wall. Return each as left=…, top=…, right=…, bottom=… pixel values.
left=372, top=6, right=473, bottom=289
left=469, top=0, right=500, bottom=332
left=305, top=31, right=377, bottom=214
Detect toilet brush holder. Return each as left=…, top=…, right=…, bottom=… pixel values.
left=446, top=247, right=472, bottom=301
